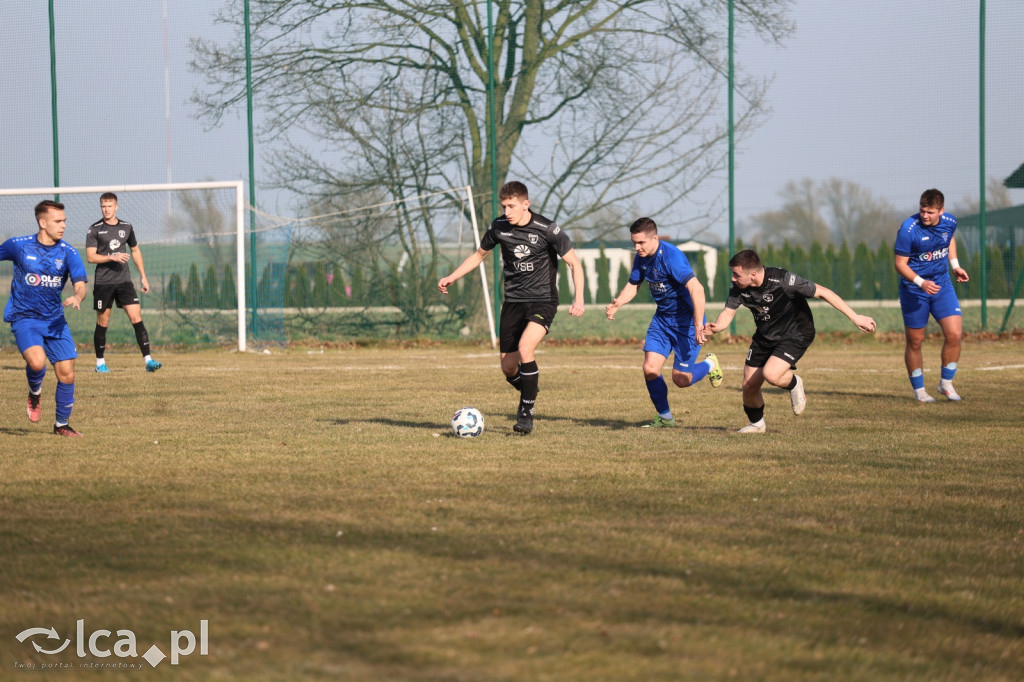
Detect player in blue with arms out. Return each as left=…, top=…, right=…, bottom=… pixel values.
left=894, top=188, right=970, bottom=402
left=605, top=217, right=723, bottom=428
left=1, top=200, right=89, bottom=436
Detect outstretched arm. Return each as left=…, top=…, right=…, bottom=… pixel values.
left=605, top=281, right=638, bottom=320
left=703, top=306, right=737, bottom=337
left=438, top=247, right=489, bottom=294
left=813, top=284, right=876, bottom=332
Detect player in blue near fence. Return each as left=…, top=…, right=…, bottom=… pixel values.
left=85, top=192, right=162, bottom=373
left=703, top=249, right=876, bottom=434
left=1, top=200, right=89, bottom=437
left=894, top=188, right=970, bottom=402
left=437, top=181, right=585, bottom=435
left=604, top=217, right=723, bottom=428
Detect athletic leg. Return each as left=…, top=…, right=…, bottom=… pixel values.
left=762, top=355, right=806, bottom=416
left=512, top=321, right=548, bottom=434
left=642, top=352, right=675, bottom=427
left=22, top=346, right=47, bottom=423
left=936, top=314, right=963, bottom=400
left=903, top=326, right=934, bottom=402
left=739, top=365, right=767, bottom=433
left=52, top=358, right=81, bottom=436
left=94, top=308, right=112, bottom=371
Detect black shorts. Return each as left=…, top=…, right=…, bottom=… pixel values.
left=93, top=281, right=140, bottom=312
left=499, top=300, right=558, bottom=353
left=745, top=333, right=813, bottom=370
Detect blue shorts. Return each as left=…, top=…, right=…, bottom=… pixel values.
left=643, top=315, right=702, bottom=373
left=899, top=281, right=962, bottom=329
left=10, top=317, right=78, bottom=364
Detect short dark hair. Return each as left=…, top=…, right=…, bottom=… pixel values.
left=35, top=200, right=65, bottom=220
left=498, top=181, right=529, bottom=202
left=629, top=217, right=657, bottom=235
left=729, top=249, right=762, bottom=271
left=100, top=192, right=118, bottom=203
left=920, top=188, right=944, bottom=209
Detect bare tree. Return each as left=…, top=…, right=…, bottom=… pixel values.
left=957, top=176, right=1014, bottom=215
left=744, top=178, right=830, bottom=246
left=745, top=177, right=901, bottom=248
left=819, top=178, right=902, bottom=247
left=191, top=0, right=792, bottom=237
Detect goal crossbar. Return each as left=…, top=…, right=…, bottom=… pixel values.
left=1, top=181, right=248, bottom=351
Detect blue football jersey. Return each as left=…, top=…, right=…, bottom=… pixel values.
left=629, top=242, right=697, bottom=327
left=894, top=212, right=957, bottom=284
left=1, top=235, right=88, bottom=324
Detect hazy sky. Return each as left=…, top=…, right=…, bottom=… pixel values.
left=1, top=1, right=1020, bottom=241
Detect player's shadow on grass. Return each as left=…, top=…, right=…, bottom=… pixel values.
left=543, top=414, right=734, bottom=433
left=335, top=415, right=732, bottom=434
left=0, top=426, right=37, bottom=436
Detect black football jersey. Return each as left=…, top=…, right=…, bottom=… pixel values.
left=85, top=219, right=138, bottom=286
left=726, top=267, right=817, bottom=343
left=480, top=212, right=574, bottom=302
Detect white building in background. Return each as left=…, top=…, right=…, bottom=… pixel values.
left=570, top=241, right=720, bottom=301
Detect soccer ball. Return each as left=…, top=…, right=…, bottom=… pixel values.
left=450, top=407, right=485, bottom=438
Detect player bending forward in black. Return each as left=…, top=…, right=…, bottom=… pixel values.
left=703, top=249, right=876, bottom=433
left=438, top=181, right=585, bottom=435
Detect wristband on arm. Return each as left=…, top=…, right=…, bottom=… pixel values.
left=950, top=258, right=960, bottom=269
left=913, top=275, right=925, bottom=288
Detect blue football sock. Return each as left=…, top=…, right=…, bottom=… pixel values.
left=26, top=366, right=46, bottom=393
left=909, top=369, right=925, bottom=391
left=941, top=363, right=958, bottom=382
left=690, top=360, right=711, bottom=384
left=645, top=376, right=671, bottom=416
left=55, top=381, right=75, bottom=425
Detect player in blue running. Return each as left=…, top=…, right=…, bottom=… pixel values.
left=1, top=200, right=89, bottom=436
left=605, top=217, right=722, bottom=428
left=894, top=189, right=970, bottom=402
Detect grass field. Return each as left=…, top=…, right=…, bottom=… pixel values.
left=1, top=337, right=1022, bottom=680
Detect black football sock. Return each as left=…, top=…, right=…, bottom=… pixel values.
left=785, top=376, right=798, bottom=391
left=743, top=404, right=765, bottom=424
left=506, top=370, right=523, bottom=392
left=517, top=361, right=539, bottom=418
left=93, top=325, right=107, bottom=360
left=133, top=321, right=151, bottom=357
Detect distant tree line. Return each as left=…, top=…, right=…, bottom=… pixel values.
left=156, top=238, right=1022, bottom=312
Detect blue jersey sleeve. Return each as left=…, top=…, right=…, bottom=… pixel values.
left=893, top=216, right=916, bottom=257
left=0, top=237, right=16, bottom=262
left=64, top=242, right=88, bottom=283
left=666, top=248, right=695, bottom=288
left=628, top=253, right=643, bottom=286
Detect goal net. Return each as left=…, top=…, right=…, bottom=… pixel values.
left=0, top=181, right=248, bottom=351
left=0, top=182, right=495, bottom=351
left=250, top=185, right=495, bottom=347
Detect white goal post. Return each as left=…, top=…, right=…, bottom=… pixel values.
left=0, top=180, right=248, bottom=351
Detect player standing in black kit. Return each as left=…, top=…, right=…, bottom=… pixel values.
left=85, top=192, right=162, bottom=373
left=438, top=181, right=585, bottom=435
left=703, top=249, right=876, bottom=433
